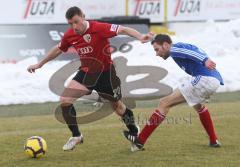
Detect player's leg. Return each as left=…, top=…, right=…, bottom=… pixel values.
left=193, top=104, right=220, bottom=147
left=111, top=100, right=139, bottom=136
left=157, top=88, right=186, bottom=115
left=60, top=72, right=91, bottom=150
left=60, top=80, right=90, bottom=136
left=189, top=76, right=221, bottom=147
left=96, top=65, right=139, bottom=136
left=124, top=89, right=186, bottom=151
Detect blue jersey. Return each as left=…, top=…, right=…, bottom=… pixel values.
left=170, top=42, right=224, bottom=85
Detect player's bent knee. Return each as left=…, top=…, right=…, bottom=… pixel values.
left=60, top=96, right=74, bottom=106
left=115, top=104, right=123, bottom=112
left=111, top=101, right=125, bottom=114
left=193, top=104, right=203, bottom=111
left=111, top=103, right=118, bottom=110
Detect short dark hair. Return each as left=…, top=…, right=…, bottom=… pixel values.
left=65, top=6, right=83, bottom=20
left=151, top=34, right=172, bottom=45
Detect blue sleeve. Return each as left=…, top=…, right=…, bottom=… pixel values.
left=170, top=43, right=208, bottom=64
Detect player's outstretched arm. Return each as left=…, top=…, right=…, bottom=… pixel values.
left=27, top=45, right=62, bottom=73
left=117, top=26, right=153, bottom=43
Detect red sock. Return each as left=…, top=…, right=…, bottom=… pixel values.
left=198, top=106, right=217, bottom=143
left=138, top=109, right=166, bottom=144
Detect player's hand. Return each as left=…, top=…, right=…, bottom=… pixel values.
left=27, top=63, right=42, bottom=73
left=205, top=58, right=216, bottom=70
left=140, top=32, right=155, bottom=43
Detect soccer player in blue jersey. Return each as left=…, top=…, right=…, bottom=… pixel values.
left=124, top=34, right=224, bottom=151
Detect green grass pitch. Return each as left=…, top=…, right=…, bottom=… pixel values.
left=0, top=91, right=240, bottom=167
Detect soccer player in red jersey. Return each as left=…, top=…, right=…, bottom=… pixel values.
left=27, top=6, right=151, bottom=151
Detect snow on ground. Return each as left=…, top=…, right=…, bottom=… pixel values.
left=1, top=19, right=240, bottom=105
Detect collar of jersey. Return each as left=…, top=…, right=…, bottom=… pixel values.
left=82, top=21, right=90, bottom=34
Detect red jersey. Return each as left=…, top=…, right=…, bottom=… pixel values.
left=58, top=21, right=119, bottom=73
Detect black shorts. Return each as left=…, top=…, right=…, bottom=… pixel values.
left=72, top=65, right=122, bottom=102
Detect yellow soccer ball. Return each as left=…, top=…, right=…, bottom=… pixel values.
left=24, top=136, right=47, bottom=158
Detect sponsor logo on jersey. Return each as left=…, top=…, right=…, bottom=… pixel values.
left=77, top=46, right=93, bottom=55
left=83, top=34, right=91, bottom=43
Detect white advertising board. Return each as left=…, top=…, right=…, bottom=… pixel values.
left=168, top=0, right=240, bottom=21
left=1, top=0, right=240, bottom=24
left=0, top=0, right=126, bottom=24
left=128, top=0, right=165, bottom=23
